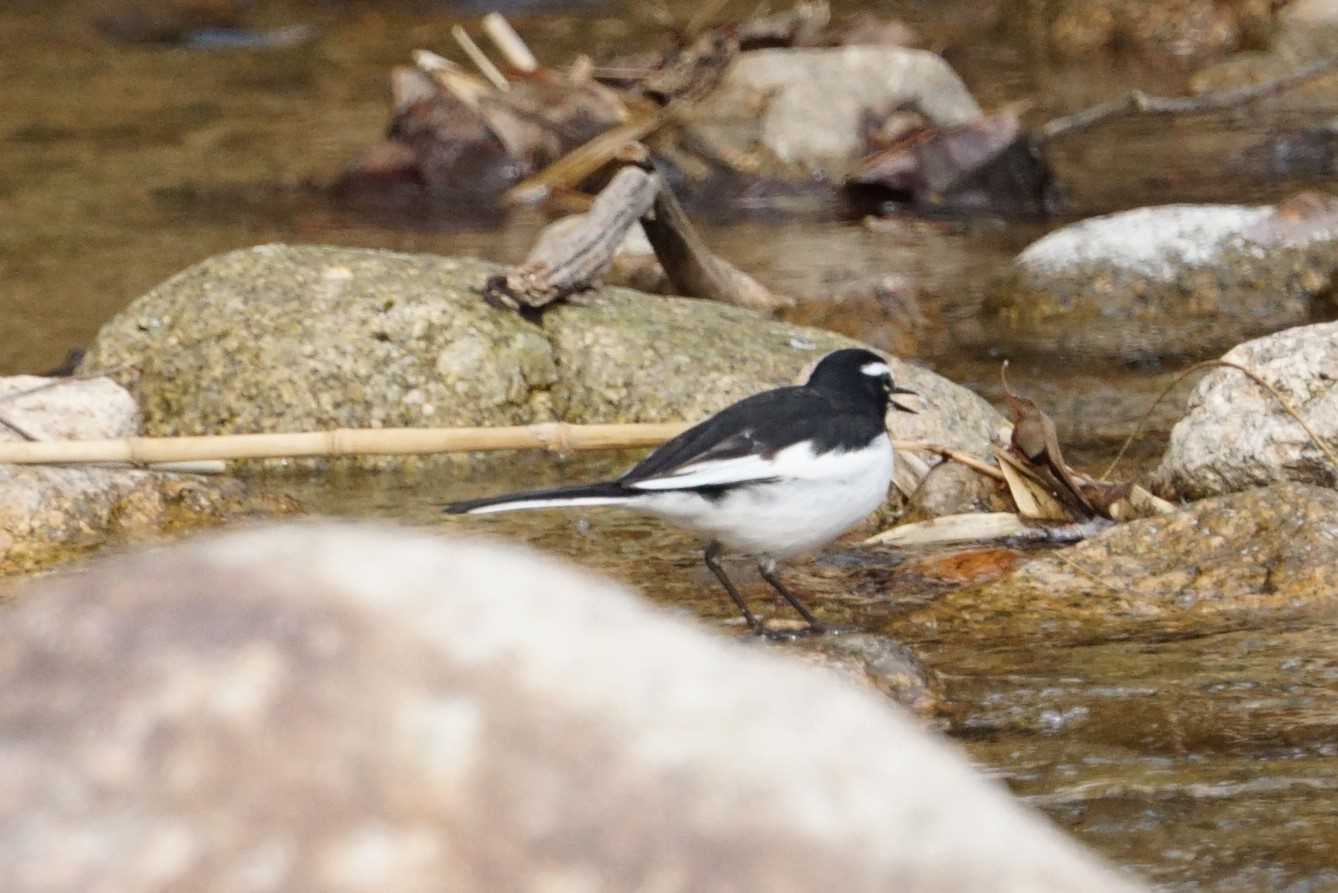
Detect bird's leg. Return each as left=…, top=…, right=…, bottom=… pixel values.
left=704, top=542, right=763, bottom=633
left=757, top=558, right=825, bottom=633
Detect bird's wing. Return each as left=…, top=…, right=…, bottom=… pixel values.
left=621, top=388, right=860, bottom=491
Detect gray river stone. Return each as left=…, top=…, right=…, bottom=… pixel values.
left=0, top=375, right=294, bottom=573
left=899, top=483, right=1338, bottom=647
left=81, top=245, right=1003, bottom=515
left=690, top=46, right=983, bottom=177
left=987, top=196, right=1338, bottom=361
left=0, top=522, right=1142, bottom=893
left=1155, top=321, right=1338, bottom=498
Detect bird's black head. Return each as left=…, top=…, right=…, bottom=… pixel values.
left=806, top=348, right=918, bottom=414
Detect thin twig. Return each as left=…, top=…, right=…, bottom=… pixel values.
left=0, top=364, right=131, bottom=406
left=0, top=415, right=41, bottom=442
left=1038, top=54, right=1338, bottom=143
left=895, top=440, right=1006, bottom=481
left=452, top=25, right=510, bottom=92
left=1102, top=359, right=1338, bottom=480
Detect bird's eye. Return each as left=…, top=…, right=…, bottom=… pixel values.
left=881, top=375, right=893, bottom=391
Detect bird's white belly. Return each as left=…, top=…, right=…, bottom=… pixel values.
left=635, top=435, right=895, bottom=559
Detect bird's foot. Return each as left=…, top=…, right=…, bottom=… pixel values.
left=749, top=620, right=833, bottom=641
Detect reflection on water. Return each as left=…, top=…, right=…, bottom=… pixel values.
left=10, top=1, right=1338, bottom=888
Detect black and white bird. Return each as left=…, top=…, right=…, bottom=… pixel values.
left=444, top=348, right=918, bottom=635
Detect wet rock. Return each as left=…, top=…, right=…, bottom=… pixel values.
left=900, top=484, right=1338, bottom=647
left=0, top=522, right=1142, bottom=892
left=780, top=631, right=944, bottom=715
left=1155, top=321, right=1338, bottom=498
left=84, top=246, right=1003, bottom=498
left=988, top=196, right=1338, bottom=361
left=692, top=47, right=983, bottom=178
left=0, top=375, right=296, bottom=573
left=0, top=468, right=298, bottom=574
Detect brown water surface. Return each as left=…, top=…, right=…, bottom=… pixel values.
left=9, top=1, right=1338, bottom=888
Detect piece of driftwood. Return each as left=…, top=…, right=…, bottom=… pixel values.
left=636, top=156, right=794, bottom=313
left=484, top=166, right=660, bottom=309
left=489, top=151, right=793, bottom=313
left=452, top=25, right=510, bottom=91
left=1037, top=54, right=1338, bottom=144
left=503, top=103, right=673, bottom=204
left=621, top=1, right=831, bottom=102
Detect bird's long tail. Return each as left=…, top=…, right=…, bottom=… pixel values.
left=443, top=481, right=634, bottom=515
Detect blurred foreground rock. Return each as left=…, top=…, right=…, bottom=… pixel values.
left=1155, top=321, right=1338, bottom=498
left=0, top=376, right=294, bottom=573
left=82, top=245, right=1002, bottom=519
left=0, top=523, right=1141, bottom=893
left=988, top=195, right=1338, bottom=361
left=901, top=484, right=1338, bottom=647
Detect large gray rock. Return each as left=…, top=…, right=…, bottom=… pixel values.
left=83, top=247, right=558, bottom=435
left=0, top=523, right=1141, bottom=892
left=691, top=47, right=983, bottom=177
left=988, top=196, right=1338, bottom=360
left=899, top=484, right=1338, bottom=648
left=0, top=375, right=294, bottom=573
left=1155, top=322, right=1338, bottom=498
left=81, top=245, right=1002, bottom=515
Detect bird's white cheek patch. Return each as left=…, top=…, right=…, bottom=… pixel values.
left=860, top=361, right=891, bottom=378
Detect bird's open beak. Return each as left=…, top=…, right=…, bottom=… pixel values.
left=890, top=385, right=918, bottom=414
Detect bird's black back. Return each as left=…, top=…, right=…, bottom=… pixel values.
left=621, top=385, right=886, bottom=486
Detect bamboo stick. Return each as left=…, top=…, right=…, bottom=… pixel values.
left=0, top=423, right=695, bottom=465
left=0, top=421, right=1010, bottom=479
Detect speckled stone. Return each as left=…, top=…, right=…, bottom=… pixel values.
left=1155, top=321, right=1338, bottom=498
left=986, top=198, right=1338, bottom=361
left=0, top=523, right=1141, bottom=892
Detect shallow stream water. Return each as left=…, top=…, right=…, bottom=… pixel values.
left=9, top=1, right=1338, bottom=888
